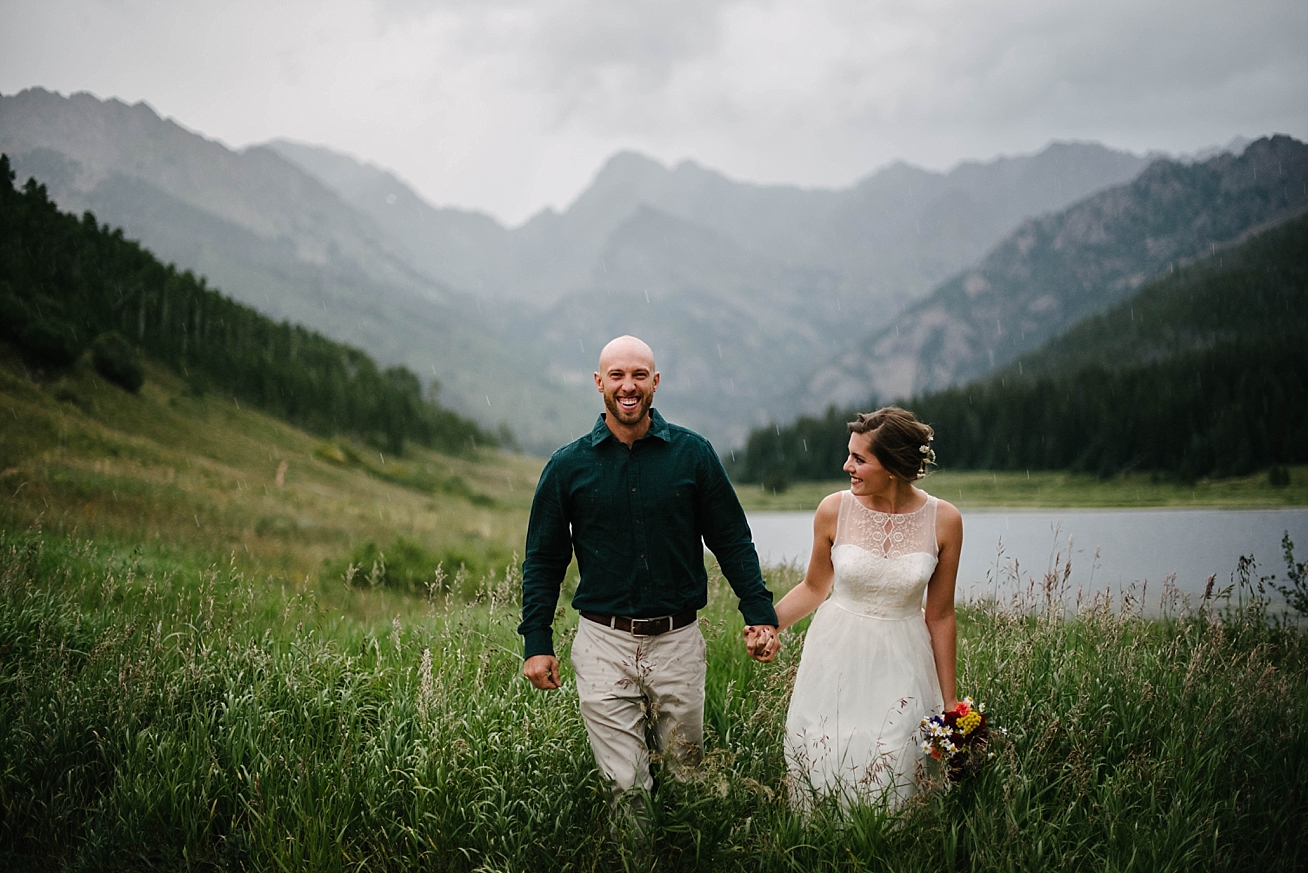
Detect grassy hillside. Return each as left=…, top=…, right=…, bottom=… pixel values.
left=0, top=344, right=538, bottom=607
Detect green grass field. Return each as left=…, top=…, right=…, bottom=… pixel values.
left=3, top=347, right=1307, bottom=870
left=2, top=528, right=1304, bottom=871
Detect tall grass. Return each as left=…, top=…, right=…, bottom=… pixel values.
left=2, top=531, right=1305, bottom=871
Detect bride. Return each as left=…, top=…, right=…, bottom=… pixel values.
left=764, top=406, right=962, bottom=809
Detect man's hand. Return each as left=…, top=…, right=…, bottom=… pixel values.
left=524, top=654, right=561, bottom=690
left=742, top=625, right=780, bottom=663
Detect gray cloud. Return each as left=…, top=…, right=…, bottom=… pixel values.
left=525, top=1, right=737, bottom=103
left=1, top=0, right=1304, bottom=223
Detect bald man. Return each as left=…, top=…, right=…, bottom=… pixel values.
left=519, top=335, right=779, bottom=811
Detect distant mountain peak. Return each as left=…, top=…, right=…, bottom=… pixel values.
left=578, top=150, right=672, bottom=204
left=1184, top=135, right=1255, bottom=164
left=598, top=149, right=667, bottom=174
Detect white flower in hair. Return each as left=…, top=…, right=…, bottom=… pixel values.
left=919, top=445, right=930, bottom=454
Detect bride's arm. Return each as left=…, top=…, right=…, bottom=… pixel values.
left=773, top=492, right=840, bottom=631
left=925, top=500, right=963, bottom=710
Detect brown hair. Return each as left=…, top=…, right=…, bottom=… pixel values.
left=847, top=406, right=937, bottom=480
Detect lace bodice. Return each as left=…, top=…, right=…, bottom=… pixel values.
left=829, top=490, right=939, bottom=620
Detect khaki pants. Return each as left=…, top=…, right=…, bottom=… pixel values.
left=571, top=616, right=707, bottom=797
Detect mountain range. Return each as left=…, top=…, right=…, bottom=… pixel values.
left=267, top=138, right=1150, bottom=308
left=4, top=86, right=1291, bottom=452
left=806, top=135, right=1308, bottom=409
left=261, top=136, right=1154, bottom=447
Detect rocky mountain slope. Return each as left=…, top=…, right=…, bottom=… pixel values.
left=806, top=135, right=1308, bottom=411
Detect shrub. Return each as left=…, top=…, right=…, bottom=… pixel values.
left=1269, top=532, right=1308, bottom=618
left=91, top=331, right=145, bottom=392
left=18, top=318, right=81, bottom=366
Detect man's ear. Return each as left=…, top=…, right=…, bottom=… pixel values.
left=593, top=371, right=603, bottom=393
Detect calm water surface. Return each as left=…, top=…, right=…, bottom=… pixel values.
left=747, top=505, right=1308, bottom=605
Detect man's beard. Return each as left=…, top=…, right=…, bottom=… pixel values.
left=605, top=391, right=652, bottom=426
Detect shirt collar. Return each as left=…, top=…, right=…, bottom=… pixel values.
left=589, top=408, right=669, bottom=447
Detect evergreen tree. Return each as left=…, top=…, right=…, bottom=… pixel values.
left=0, top=154, right=495, bottom=455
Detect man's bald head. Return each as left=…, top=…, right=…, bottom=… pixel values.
left=594, top=335, right=659, bottom=440
left=597, top=335, right=656, bottom=373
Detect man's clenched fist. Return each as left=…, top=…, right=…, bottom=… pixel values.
left=524, top=654, right=561, bottom=689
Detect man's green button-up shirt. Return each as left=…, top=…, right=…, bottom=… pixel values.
left=519, top=409, right=778, bottom=659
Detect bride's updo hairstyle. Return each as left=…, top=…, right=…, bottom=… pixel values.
left=847, top=406, right=937, bottom=480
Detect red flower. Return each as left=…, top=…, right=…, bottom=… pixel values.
left=949, top=701, right=971, bottom=718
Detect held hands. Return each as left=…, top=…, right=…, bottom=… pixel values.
left=523, top=654, right=561, bottom=690
left=743, top=625, right=780, bottom=663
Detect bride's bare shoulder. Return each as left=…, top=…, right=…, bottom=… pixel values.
left=814, top=490, right=843, bottom=522
left=818, top=490, right=845, bottom=511
left=932, top=497, right=964, bottom=537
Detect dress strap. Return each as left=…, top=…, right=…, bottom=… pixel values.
left=832, top=490, right=855, bottom=549
left=923, top=494, right=939, bottom=559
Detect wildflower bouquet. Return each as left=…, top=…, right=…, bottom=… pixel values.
left=920, top=697, right=990, bottom=781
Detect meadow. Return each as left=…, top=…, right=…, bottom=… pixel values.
left=3, top=349, right=1308, bottom=870
left=3, top=526, right=1305, bottom=871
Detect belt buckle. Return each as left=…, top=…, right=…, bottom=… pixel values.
left=630, top=616, right=666, bottom=636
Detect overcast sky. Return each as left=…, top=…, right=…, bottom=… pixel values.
left=2, top=0, right=1305, bottom=225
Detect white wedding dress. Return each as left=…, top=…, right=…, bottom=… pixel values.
left=785, top=489, right=944, bottom=809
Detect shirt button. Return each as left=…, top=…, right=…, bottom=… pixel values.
left=635, top=519, right=641, bottom=524
left=631, top=487, right=637, bottom=492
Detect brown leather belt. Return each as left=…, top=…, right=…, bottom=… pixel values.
left=581, top=609, right=697, bottom=636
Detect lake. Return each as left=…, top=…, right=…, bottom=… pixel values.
left=747, top=506, right=1308, bottom=608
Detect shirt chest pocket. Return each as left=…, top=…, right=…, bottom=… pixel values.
left=578, top=457, right=627, bottom=511
left=652, top=479, right=696, bottom=532
left=581, top=488, right=627, bottom=539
